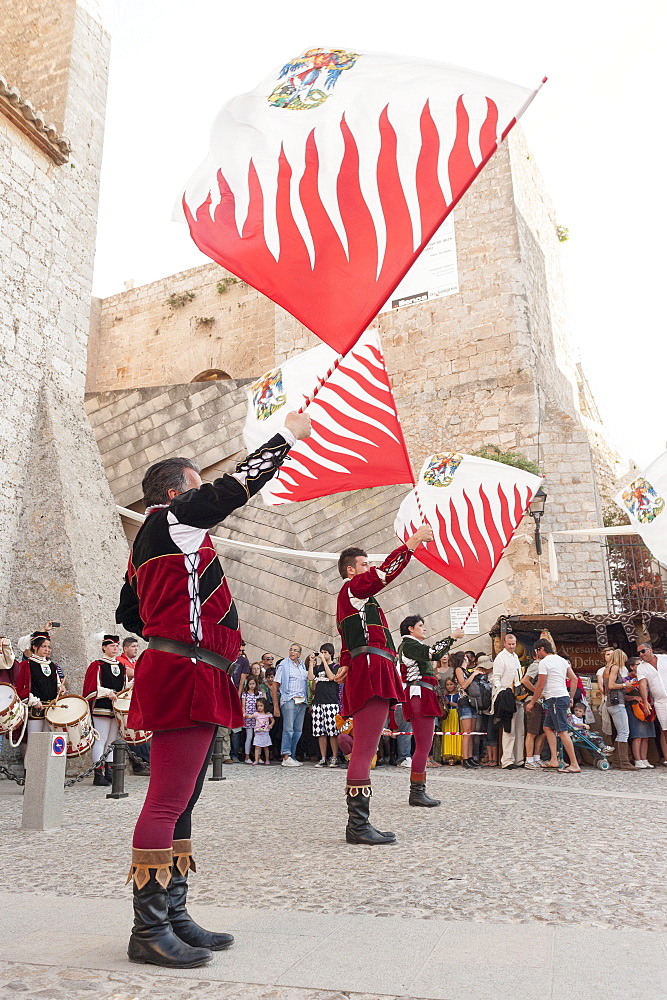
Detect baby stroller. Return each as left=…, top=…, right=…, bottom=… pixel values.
left=560, top=723, right=614, bottom=771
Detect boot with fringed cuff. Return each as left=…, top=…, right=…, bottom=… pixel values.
left=409, top=771, right=441, bottom=807
left=169, top=840, right=234, bottom=951
left=126, top=847, right=212, bottom=968
left=345, top=782, right=396, bottom=845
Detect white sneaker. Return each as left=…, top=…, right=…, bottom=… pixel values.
left=634, top=761, right=646, bottom=768
left=644, top=760, right=655, bottom=768
left=281, top=757, right=300, bottom=767
left=524, top=761, right=540, bottom=770
left=398, top=757, right=413, bottom=769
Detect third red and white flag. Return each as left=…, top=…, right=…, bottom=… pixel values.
left=395, top=452, right=542, bottom=601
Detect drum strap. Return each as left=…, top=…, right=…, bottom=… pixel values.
left=147, top=637, right=233, bottom=675
left=348, top=645, right=397, bottom=664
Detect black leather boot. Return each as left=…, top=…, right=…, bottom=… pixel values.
left=105, top=763, right=113, bottom=784
left=169, top=840, right=234, bottom=951
left=126, top=849, right=212, bottom=968
left=93, top=765, right=110, bottom=786
left=345, top=785, right=396, bottom=844
left=409, top=771, right=441, bottom=807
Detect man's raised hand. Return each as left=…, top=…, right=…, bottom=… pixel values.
left=284, top=411, right=311, bottom=441
left=406, top=524, right=434, bottom=550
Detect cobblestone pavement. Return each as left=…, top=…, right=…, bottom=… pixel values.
left=3, top=762, right=667, bottom=931
left=0, top=962, right=404, bottom=1000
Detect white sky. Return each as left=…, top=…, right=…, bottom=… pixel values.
left=93, top=0, right=666, bottom=468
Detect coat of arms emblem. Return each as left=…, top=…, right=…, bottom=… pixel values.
left=267, top=48, right=360, bottom=110
left=622, top=478, right=666, bottom=524
left=251, top=368, right=287, bottom=422
left=423, top=452, right=463, bottom=488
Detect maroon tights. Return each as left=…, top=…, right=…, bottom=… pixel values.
left=133, top=723, right=216, bottom=849
left=410, top=695, right=436, bottom=773
left=347, top=696, right=389, bottom=783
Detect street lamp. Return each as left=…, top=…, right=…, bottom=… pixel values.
left=528, top=488, right=547, bottom=556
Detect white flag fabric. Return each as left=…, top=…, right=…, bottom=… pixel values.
left=394, top=452, right=542, bottom=600
left=615, top=452, right=667, bottom=564
left=243, top=329, right=414, bottom=505
left=180, top=47, right=540, bottom=355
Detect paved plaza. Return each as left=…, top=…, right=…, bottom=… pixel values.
left=2, top=762, right=667, bottom=999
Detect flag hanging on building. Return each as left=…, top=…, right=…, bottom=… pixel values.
left=615, top=452, right=667, bottom=564
left=243, top=330, right=414, bottom=504
left=181, top=49, right=542, bottom=355
left=394, top=453, right=542, bottom=601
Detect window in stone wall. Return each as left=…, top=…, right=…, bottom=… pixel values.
left=191, top=369, right=231, bottom=382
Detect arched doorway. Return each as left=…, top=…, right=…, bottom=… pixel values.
left=191, top=369, right=231, bottom=383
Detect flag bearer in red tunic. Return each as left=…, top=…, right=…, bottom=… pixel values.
left=116, top=411, right=310, bottom=969
left=335, top=524, right=432, bottom=846
left=397, top=615, right=464, bottom=807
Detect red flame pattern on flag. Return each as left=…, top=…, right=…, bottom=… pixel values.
left=184, top=98, right=506, bottom=356
left=398, top=482, right=534, bottom=601
left=266, top=339, right=414, bottom=504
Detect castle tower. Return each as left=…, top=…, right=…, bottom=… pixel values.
left=0, top=1, right=128, bottom=683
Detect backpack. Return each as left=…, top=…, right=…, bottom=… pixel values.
left=467, top=672, right=492, bottom=713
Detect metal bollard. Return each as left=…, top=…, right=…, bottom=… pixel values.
left=208, top=731, right=226, bottom=781
left=106, top=740, right=129, bottom=799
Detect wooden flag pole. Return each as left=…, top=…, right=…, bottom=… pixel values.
left=295, top=355, right=343, bottom=414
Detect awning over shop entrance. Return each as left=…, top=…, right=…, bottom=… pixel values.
left=490, top=612, right=667, bottom=673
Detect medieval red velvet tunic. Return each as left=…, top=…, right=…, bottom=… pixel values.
left=82, top=659, right=127, bottom=717
left=116, top=433, right=293, bottom=731
left=337, top=545, right=413, bottom=717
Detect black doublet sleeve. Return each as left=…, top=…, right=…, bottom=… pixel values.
left=116, top=574, right=145, bottom=636
left=169, top=433, right=293, bottom=530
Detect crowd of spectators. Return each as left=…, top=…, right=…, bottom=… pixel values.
left=4, top=625, right=667, bottom=776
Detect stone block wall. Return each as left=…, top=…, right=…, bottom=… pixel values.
left=0, top=1, right=77, bottom=131
left=0, top=1, right=128, bottom=689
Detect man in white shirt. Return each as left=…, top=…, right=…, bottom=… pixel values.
left=636, top=640, right=667, bottom=763
left=492, top=633, right=524, bottom=769
left=525, top=640, right=580, bottom=772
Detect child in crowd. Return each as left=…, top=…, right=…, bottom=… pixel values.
left=241, top=676, right=260, bottom=764
left=441, top=676, right=462, bottom=764
left=569, top=701, right=614, bottom=754
left=251, top=696, right=274, bottom=764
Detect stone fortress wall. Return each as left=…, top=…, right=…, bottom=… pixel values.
left=0, top=1, right=128, bottom=688
left=85, top=128, right=630, bottom=660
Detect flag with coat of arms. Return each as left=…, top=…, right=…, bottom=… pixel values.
left=180, top=48, right=543, bottom=355
left=395, top=452, right=542, bottom=601
left=243, top=329, right=414, bottom=504
left=615, top=452, right=667, bottom=565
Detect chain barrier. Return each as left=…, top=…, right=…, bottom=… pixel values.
left=0, top=739, right=150, bottom=789
left=63, top=741, right=116, bottom=787
left=0, top=764, right=25, bottom=786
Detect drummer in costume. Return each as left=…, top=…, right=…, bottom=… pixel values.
left=83, top=634, right=126, bottom=787
left=335, top=525, right=433, bottom=847
left=15, top=632, right=65, bottom=755
left=397, top=615, right=464, bottom=807
left=116, top=410, right=310, bottom=969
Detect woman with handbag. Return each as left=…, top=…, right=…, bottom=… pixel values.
left=624, top=656, right=655, bottom=769
left=604, top=649, right=634, bottom=771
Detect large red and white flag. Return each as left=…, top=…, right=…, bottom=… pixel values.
left=181, top=48, right=542, bottom=355
left=243, top=330, right=414, bottom=504
left=395, top=453, right=542, bottom=601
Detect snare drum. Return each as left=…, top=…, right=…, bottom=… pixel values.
left=0, top=682, right=27, bottom=743
left=45, top=695, right=97, bottom=757
left=113, top=687, right=152, bottom=745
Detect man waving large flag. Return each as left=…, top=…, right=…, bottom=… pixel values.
left=181, top=48, right=543, bottom=354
